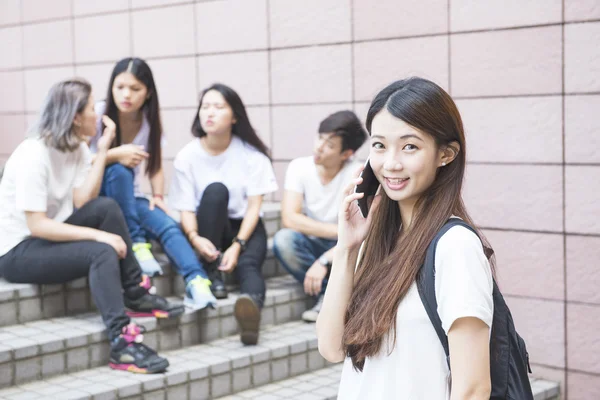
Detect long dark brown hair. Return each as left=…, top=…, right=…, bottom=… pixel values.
left=343, top=77, right=495, bottom=371
left=103, top=57, right=162, bottom=177
left=191, top=83, right=271, bottom=160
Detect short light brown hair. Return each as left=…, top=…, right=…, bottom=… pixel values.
left=33, top=78, right=92, bottom=152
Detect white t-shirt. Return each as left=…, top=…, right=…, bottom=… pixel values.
left=89, top=101, right=160, bottom=197
left=284, top=156, right=359, bottom=224
left=169, top=136, right=278, bottom=219
left=337, top=226, right=494, bottom=400
left=0, top=138, right=92, bottom=257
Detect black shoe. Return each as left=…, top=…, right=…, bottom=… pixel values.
left=234, top=294, right=261, bottom=345
left=125, top=275, right=185, bottom=319
left=207, top=256, right=228, bottom=299
left=109, top=323, right=169, bottom=374
left=210, top=275, right=228, bottom=299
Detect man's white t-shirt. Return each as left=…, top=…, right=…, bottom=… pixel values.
left=337, top=226, right=494, bottom=400
left=169, top=136, right=278, bottom=219
left=284, top=156, right=359, bottom=224
left=0, top=138, right=92, bottom=257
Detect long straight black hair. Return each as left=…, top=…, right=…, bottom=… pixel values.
left=191, top=83, right=270, bottom=159
left=103, top=57, right=162, bottom=177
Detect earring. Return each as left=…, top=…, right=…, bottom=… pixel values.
left=441, top=162, right=446, bottom=166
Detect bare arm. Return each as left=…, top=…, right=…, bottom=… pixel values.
left=105, top=145, right=148, bottom=168
left=181, top=210, right=219, bottom=262
left=316, top=165, right=380, bottom=363
left=316, top=246, right=358, bottom=362
left=73, top=116, right=116, bottom=208
left=26, top=211, right=100, bottom=242
left=105, top=147, right=123, bottom=165
left=73, top=151, right=107, bottom=209
left=321, top=245, right=336, bottom=261
left=180, top=210, right=198, bottom=238
left=150, top=167, right=164, bottom=197
left=235, top=195, right=262, bottom=242
left=448, top=317, right=492, bottom=400
left=281, top=190, right=337, bottom=239
left=218, top=195, right=263, bottom=273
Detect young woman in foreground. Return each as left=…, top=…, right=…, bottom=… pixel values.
left=317, top=77, right=494, bottom=399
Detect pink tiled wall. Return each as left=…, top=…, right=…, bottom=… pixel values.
left=0, top=1, right=598, bottom=397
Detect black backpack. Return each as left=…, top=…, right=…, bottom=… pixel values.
left=416, top=219, right=534, bottom=400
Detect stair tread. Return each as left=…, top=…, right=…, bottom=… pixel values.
left=0, top=276, right=305, bottom=363
left=216, top=364, right=342, bottom=400
left=0, top=320, right=319, bottom=400
left=216, top=365, right=561, bottom=400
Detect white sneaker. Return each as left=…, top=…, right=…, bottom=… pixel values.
left=302, top=294, right=324, bottom=322
left=184, top=276, right=218, bottom=310
left=132, top=243, right=163, bottom=277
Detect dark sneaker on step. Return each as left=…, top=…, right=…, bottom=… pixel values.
left=125, top=275, right=185, bottom=319
left=109, top=323, right=169, bottom=374
left=210, top=275, right=228, bottom=299
left=234, top=294, right=261, bottom=345
left=207, top=255, right=228, bottom=299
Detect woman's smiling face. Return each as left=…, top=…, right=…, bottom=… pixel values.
left=369, top=108, right=443, bottom=206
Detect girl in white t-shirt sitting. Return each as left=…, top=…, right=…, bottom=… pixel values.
left=169, top=83, right=278, bottom=345
left=317, top=77, right=494, bottom=399
left=89, top=58, right=217, bottom=311
left=0, top=78, right=182, bottom=374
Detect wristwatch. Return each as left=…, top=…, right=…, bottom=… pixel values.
left=232, top=237, right=247, bottom=251
left=318, top=255, right=332, bottom=268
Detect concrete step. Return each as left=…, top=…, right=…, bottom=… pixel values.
left=215, top=364, right=561, bottom=400
left=0, top=320, right=326, bottom=400
left=0, top=239, right=287, bottom=330
left=215, top=364, right=342, bottom=400
left=0, top=276, right=313, bottom=389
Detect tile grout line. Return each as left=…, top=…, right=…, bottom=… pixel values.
left=192, top=0, right=201, bottom=107
left=5, top=16, right=600, bottom=36
left=447, top=0, right=452, bottom=94
left=266, top=0, right=274, bottom=155
left=19, top=0, right=28, bottom=143
left=561, top=0, right=568, bottom=396
left=128, top=0, right=134, bottom=57
left=350, top=0, right=356, bottom=112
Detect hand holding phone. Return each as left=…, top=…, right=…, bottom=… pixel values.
left=354, top=159, right=380, bottom=218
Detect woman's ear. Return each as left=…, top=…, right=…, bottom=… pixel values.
left=72, top=113, right=82, bottom=129
left=439, top=141, right=460, bottom=167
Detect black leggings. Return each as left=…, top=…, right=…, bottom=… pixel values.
left=196, top=183, right=267, bottom=308
left=0, top=197, right=142, bottom=340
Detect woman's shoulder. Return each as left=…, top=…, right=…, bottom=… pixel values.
left=174, top=139, right=201, bottom=161
left=434, top=223, right=492, bottom=284
left=436, top=224, right=484, bottom=256
left=21, top=137, right=47, bottom=155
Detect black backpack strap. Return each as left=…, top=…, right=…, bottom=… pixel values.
left=416, top=219, right=479, bottom=370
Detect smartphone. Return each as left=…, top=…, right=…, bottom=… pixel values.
left=354, top=159, right=379, bottom=218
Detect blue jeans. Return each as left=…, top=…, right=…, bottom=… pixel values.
left=272, top=228, right=336, bottom=294
left=100, top=163, right=208, bottom=282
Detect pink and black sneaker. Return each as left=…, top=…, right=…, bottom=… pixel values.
left=124, top=275, right=185, bottom=319
left=109, top=323, right=169, bottom=374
